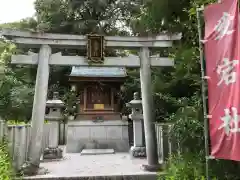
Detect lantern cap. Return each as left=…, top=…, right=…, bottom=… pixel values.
left=126, top=92, right=142, bottom=108
left=46, top=92, right=65, bottom=107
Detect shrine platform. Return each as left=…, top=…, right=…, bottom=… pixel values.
left=22, top=147, right=164, bottom=180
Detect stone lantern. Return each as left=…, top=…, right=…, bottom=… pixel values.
left=43, top=92, right=65, bottom=160
left=126, top=92, right=146, bottom=157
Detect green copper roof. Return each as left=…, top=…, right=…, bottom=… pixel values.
left=69, top=66, right=127, bottom=77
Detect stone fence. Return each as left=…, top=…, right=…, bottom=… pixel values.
left=155, top=123, right=177, bottom=162
left=0, top=121, right=51, bottom=170
left=0, top=120, right=175, bottom=170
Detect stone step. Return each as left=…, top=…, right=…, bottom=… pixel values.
left=23, top=174, right=159, bottom=180
left=80, top=148, right=115, bottom=155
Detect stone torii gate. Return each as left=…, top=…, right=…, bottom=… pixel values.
left=1, top=29, right=181, bottom=172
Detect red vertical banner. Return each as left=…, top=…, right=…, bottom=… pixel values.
left=204, top=0, right=240, bottom=161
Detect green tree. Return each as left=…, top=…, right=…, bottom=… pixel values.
left=0, top=17, right=39, bottom=120
left=34, top=0, right=140, bottom=35
left=0, top=41, right=34, bottom=120
left=0, top=17, right=37, bottom=31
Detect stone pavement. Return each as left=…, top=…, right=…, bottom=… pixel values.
left=23, top=153, right=164, bottom=180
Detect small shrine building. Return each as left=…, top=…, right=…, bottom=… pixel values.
left=69, top=66, right=126, bottom=120
left=66, top=66, right=129, bottom=153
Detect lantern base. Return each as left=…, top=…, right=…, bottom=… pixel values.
left=130, top=146, right=146, bottom=158
left=43, top=147, right=63, bottom=160
left=141, top=163, right=164, bottom=172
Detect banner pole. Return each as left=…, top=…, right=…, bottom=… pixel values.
left=196, top=6, right=210, bottom=180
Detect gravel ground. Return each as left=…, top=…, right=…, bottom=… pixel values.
left=23, top=153, right=161, bottom=179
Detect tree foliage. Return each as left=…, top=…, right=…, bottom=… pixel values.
left=34, top=0, right=139, bottom=35
left=0, top=41, right=35, bottom=120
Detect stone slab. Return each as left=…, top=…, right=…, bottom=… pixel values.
left=66, top=120, right=129, bottom=153
left=66, top=139, right=129, bottom=153
left=68, top=120, right=128, bottom=126
left=22, top=153, right=164, bottom=180
left=80, top=149, right=115, bottom=155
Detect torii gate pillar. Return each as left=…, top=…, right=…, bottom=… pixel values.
left=140, top=47, right=160, bottom=170
left=28, top=45, right=51, bottom=169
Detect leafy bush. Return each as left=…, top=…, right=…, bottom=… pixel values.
left=6, top=120, right=49, bottom=125
left=7, top=120, right=28, bottom=125
left=0, top=139, right=15, bottom=180
left=159, top=153, right=217, bottom=180
left=167, top=94, right=204, bottom=153
left=209, top=159, right=240, bottom=180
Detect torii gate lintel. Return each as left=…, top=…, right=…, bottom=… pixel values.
left=11, top=52, right=174, bottom=67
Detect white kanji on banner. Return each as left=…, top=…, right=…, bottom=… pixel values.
left=217, top=58, right=239, bottom=86
left=218, top=107, right=240, bottom=135
left=214, top=12, right=235, bottom=40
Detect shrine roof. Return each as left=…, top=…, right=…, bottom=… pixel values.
left=69, top=66, right=127, bottom=77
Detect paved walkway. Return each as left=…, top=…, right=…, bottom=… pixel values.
left=23, top=153, right=161, bottom=179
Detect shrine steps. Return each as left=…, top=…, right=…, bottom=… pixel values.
left=80, top=148, right=115, bottom=155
